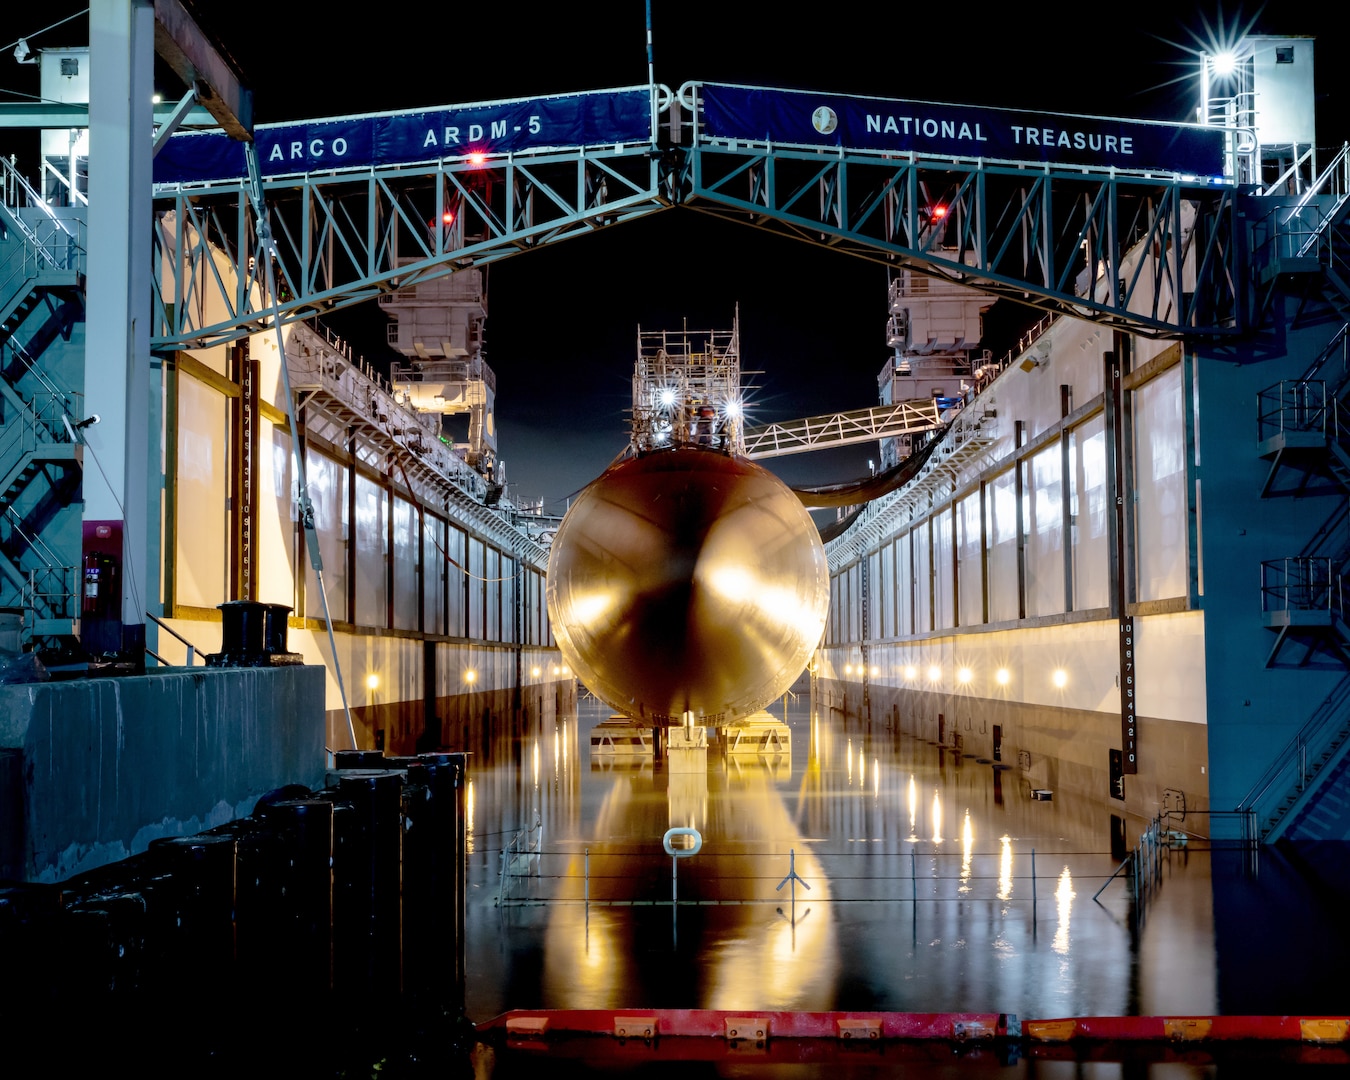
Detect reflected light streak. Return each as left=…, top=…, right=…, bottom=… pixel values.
left=960, top=810, right=974, bottom=892
left=1053, top=866, right=1076, bottom=955
left=998, top=835, right=1013, bottom=900
left=908, top=775, right=917, bottom=837
left=705, top=570, right=827, bottom=641
left=873, top=758, right=879, bottom=799
left=931, top=791, right=943, bottom=844
left=568, top=589, right=615, bottom=625
left=859, top=752, right=866, bottom=786
left=466, top=779, right=475, bottom=854
left=847, top=739, right=854, bottom=784
left=532, top=739, right=540, bottom=789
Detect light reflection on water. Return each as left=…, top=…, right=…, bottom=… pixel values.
left=462, top=691, right=1348, bottom=1027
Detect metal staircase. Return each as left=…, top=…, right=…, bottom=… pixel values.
left=0, top=161, right=87, bottom=649
left=1248, top=148, right=1350, bottom=840
left=1236, top=675, right=1350, bottom=843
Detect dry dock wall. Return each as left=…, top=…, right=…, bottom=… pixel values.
left=0, top=665, right=325, bottom=883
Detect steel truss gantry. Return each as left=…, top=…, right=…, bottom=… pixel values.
left=152, top=142, right=674, bottom=350
left=679, top=142, right=1242, bottom=339
left=150, top=85, right=1247, bottom=352
left=743, top=399, right=943, bottom=459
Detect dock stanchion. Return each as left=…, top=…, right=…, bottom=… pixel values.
left=775, top=848, right=811, bottom=921
left=663, top=827, right=703, bottom=907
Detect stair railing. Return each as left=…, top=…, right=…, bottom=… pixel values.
left=1289, top=142, right=1350, bottom=259
left=6, top=509, right=78, bottom=627
left=0, top=157, right=86, bottom=272
left=1235, top=671, right=1350, bottom=839
left=39, top=160, right=87, bottom=209
left=7, top=338, right=83, bottom=426
left=1256, top=378, right=1331, bottom=442
left=146, top=610, right=203, bottom=665
left=22, top=564, right=77, bottom=629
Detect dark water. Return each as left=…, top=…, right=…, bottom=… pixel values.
left=457, top=691, right=1350, bottom=1074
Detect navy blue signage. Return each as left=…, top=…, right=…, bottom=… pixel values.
left=154, top=88, right=654, bottom=185
left=700, top=85, right=1225, bottom=177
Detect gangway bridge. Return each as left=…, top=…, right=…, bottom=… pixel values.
left=145, top=78, right=1305, bottom=353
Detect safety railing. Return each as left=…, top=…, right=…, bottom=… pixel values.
left=1236, top=673, right=1350, bottom=841
left=291, top=320, right=489, bottom=502
left=145, top=610, right=204, bottom=666
left=1260, top=557, right=1343, bottom=618
left=0, top=390, right=80, bottom=495
left=493, top=840, right=1168, bottom=916
left=1297, top=324, right=1350, bottom=387
left=497, top=817, right=543, bottom=907
left=0, top=156, right=86, bottom=274
left=20, top=559, right=77, bottom=629
left=1256, top=379, right=1339, bottom=442
left=39, top=160, right=88, bottom=209
left=1249, top=144, right=1350, bottom=275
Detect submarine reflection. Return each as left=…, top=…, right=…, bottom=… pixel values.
left=464, top=694, right=1228, bottom=1022
left=542, top=733, right=838, bottom=1011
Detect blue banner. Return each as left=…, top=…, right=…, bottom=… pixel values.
left=154, top=88, right=654, bottom=185
left=700, top=85, right=1225, bottom=177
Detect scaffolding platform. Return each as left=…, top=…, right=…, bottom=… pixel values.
left=590, top=717, right=655, bottom=755
left=719, top=711, right=791, bottom=755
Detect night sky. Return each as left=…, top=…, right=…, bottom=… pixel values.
left=8, top=3, right=1344, bottom=509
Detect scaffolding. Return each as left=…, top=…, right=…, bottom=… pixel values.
left=631, top=313, right=747, bottom=456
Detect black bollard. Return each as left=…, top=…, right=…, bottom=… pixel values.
left=335, top=749, right=386, bottom=770
left=0, top=883, right=61, bottom=1001
left=60, top=892, right=150, bottom=999
left=216, top=600, right=267, bottom=661
left=332, top=770, right=403, bottom=998
left=403, top=753, right=468, bottom=1004
left=261, top=602, right=293, bottom=654
left=256, top=797, right=335, bottom=989
left=146, top=833, right=238, bottom=997
left=208, top=817, right=284, bottom=988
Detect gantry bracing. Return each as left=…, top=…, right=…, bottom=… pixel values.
left=743, top=399, right=943, bottom=459
left=150, top=82, right=1248, bottom=351
left=677, top=82, right=1244, bottom=338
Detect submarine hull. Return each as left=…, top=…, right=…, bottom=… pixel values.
left=545, top=448, right=829, bottom=725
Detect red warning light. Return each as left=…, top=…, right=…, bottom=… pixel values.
left=467, top=151, right=487, bottom=167
left=442, top=211, right=455, bottom=226
left=931, top=204, right=948, bottom=220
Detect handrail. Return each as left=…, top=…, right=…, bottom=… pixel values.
left=0, top=155, right=80, bottom=239
left=1092, top=854, right=1133, bottom=902
left=1291, top=142, right=1350, bottom=257
left=1235, top=673, right=1350, bottom=820
left=1259, top=557, right=1342, bottom=616
left=6, top=505, right=63, bottom=569
left=40, top=160, right=88, bottom=209
left=8, top=338, right=79, bottom=409
left=1296, top=323, right=1349, bottom=384
left=145, top=610, right=203, bottom=664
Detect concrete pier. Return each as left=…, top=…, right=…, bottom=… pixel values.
left=0, top=665, right=325, bottom=883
